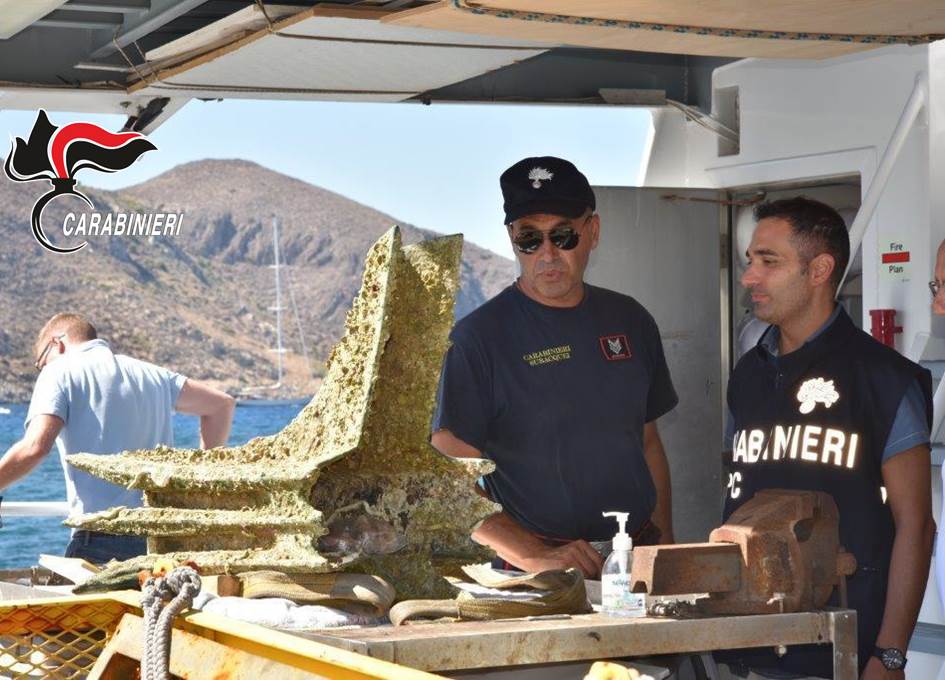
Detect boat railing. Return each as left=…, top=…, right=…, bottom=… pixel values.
left=0, top=499, right=69, bottom=519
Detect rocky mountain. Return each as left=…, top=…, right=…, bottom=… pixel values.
left=0, top=159, right=516, bottom=402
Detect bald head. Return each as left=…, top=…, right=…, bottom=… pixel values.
left=934, top=240, right=945, bottom=315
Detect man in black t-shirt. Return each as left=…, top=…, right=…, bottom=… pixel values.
left=431, top=156, right=678, bottom=579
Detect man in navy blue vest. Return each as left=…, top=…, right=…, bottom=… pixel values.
left=721, top=197, right=934, bottom=679
left=431, top=156, right=678, bottom=579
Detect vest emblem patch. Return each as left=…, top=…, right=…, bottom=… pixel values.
left=796, top=377, right=840, bottom=414
left=599, top=334, right=631, bottom=361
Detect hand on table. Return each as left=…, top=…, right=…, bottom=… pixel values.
left=516, top=539, right=604, bottom=579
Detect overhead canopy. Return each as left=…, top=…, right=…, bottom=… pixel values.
left=450, top=0, right=944, bottom=35
left=386, top=0, right=945, bottom=59
left=0, top=0, right=942, bottom=131
left=131, top=5, right=550, bottom=102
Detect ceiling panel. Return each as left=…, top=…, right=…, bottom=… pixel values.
left=133, top=6, right=549, bottom=101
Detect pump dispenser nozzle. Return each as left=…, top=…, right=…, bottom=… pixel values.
left=602, top=511, right=632, bottom=551
left=600, top=511, right=644, bottom=617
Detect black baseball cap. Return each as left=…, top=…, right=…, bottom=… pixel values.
left=500, top=156, right=596, bottom=224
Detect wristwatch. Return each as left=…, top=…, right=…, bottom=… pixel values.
left=873, top=646, right=907, bottom=670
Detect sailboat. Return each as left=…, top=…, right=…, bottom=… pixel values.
left=237, top=218, right=312, bottom=408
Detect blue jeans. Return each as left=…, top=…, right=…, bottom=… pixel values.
left=65, top=531, right=146, bottom=564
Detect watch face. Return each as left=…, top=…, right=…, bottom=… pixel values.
left=880, top=648, right=906, bottom=670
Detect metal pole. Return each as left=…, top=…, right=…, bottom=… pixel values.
left=284, top=266, right=312, bottom=377
left=828, top=609, right=858, bottom=679
left=839, top=75, right=928, bottom=295
left=272, top=217, right=284, bottom=387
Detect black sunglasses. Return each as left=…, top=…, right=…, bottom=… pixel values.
left=512, top=220, right=587, bottom=255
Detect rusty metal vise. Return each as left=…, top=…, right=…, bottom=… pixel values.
left=630, top=489, right=858, bottom=615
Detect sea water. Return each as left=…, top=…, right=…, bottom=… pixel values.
left=0, top=401, right=305, bottom=569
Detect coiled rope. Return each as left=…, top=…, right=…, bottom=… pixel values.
left=140, top=566, right=202, bottom=680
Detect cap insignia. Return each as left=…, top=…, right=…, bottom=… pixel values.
left=528, top=167, right=553, bottom=189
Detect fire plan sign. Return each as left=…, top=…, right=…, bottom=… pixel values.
left=880, top=240, right=910, bottom=282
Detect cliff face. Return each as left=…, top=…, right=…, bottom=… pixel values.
left=0, top=159, right=515, bottom=400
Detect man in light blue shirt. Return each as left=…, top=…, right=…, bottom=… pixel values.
left=932, top=240, right=945, bottom=628
left=0, top=313, right=235, bottom=563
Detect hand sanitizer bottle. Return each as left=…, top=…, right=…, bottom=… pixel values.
left=600, top=511, right=646, bottom=617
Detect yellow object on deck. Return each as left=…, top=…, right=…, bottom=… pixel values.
left=583, top=661, right=645, bottom=680
left=0, top=590, right=444, bottom=679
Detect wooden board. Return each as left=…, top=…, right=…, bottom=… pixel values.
left=435, top=1, right=945, bottom=35
left=0, top=581, right=70, bottom=601
left=304, top=610, right=853, bottom=673
left=383, top=1, right=943, bottom=59
left=38, top=554, right=100, bottom=586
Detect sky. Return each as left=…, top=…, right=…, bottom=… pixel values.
left=0, top=99, right=651, bottom=259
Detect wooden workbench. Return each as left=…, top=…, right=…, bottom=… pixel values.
left=304, top=609, right=858, bottom=679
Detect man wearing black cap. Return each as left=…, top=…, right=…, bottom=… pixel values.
left=431, top=156, right=678, bottom=578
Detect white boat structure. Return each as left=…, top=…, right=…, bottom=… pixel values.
left=1, top=1, right=945, bottom=678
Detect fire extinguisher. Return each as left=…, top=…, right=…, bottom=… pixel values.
left=869, top=309, right=903, bottom=347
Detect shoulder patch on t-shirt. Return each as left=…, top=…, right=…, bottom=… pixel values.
left=599, top=334, right=632, bottom=361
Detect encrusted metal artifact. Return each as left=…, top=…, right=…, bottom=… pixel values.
left=68, top=227, right=498, bottom=596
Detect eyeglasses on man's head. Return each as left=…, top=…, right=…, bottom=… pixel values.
left=34, top=333, right=66, bottom=371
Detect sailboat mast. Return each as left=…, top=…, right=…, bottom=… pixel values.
left=271, top=217, right=284, bottom=386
